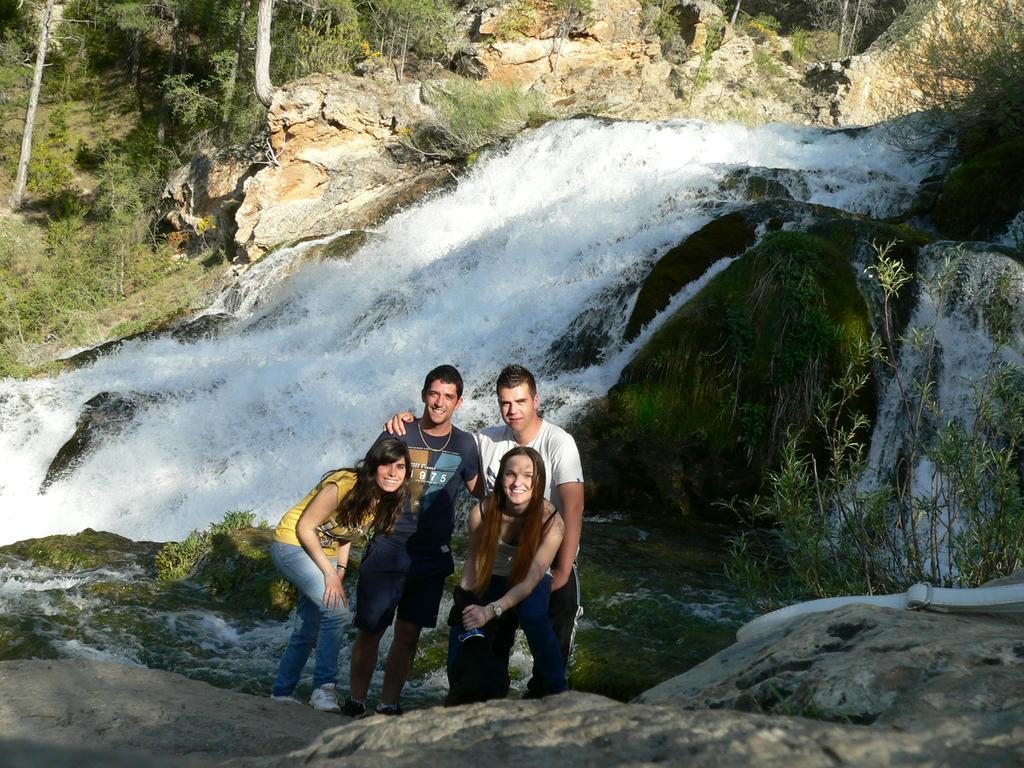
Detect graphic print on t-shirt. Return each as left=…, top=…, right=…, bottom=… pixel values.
left=408, top=447, right=464, bottom=515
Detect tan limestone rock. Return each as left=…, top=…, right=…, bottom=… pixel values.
left=161, top=150, right=255, bottom=251
left=233, top=73, right=444, bottom=261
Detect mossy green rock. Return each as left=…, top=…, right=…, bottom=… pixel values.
left=0, top=529, right=160, bottom=572
left=624, top=211, right=760, bottom=341
left=624, top=201, right=867, bottom=343
left=304, top=230, right=369, bottom=262
left=933, top=136, right=1024, bottom=241
left=579, top=210, right=929, bottom=522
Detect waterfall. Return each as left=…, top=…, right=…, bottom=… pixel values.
left=860, top=241, right=1024, bottom=579
left=0, top=117, right=942, bottom=546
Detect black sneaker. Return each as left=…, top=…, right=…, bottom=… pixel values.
left=375, top=702, right=403, bottom=716
left=341, top=697, right=366, bottom=717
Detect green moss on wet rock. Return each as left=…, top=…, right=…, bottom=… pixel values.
left=0, top=529, right=160, bottom=572
left=580, top=215, right=930, bottom=522
left=934, top=136, right=1024, bottom=241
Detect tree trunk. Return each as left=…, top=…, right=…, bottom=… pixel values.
left=849, top=0, right=864, bottom=56
left=730, top=0, right=742, bottom=26
left=221, top=0, right=251, bottom=141
left=254, top=0, right=274, bottom=107
left=156, top=7, right=179, bottom=145
left=10, top=0, right=57, bottom=210
left=130, top=29, right=141, bottom=89
left=838, top=0, right=850, bottom=57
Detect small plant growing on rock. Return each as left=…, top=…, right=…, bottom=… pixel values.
left=156, top=509, right=261, bottom=581
left=493, top=0, right=541, bottom=40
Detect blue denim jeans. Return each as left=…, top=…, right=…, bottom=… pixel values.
left=271, top=541, right=347, bottom=695
left=448, top=574, right=566, bottom=697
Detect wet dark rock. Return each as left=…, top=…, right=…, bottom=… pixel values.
left=623, top=209, right=760, bottom=343
left=545, top=281, right=641, bottom=372
left=720, top=167, right=809, bottom=204
left=41, top=393, right=143, bottom=492
left=933, top=136, right=1024, bottom=241
left=303, top=230, right=371, bottom=262
left=62, top=313, right=233, bottom=369
left=169, top=313, right=233, bottom=343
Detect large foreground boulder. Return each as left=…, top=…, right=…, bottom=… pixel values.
left=232, top=692, right=1023, bottom=767
left=638, top=602, right=1024, bottom=742
left=0, top=659, right=339, bottom=759
left=3, top=652, right=1024, bottom=766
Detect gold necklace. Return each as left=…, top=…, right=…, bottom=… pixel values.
left=416, top=419, right=453, bottom=452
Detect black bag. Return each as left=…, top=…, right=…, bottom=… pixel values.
left=445, top=587, right=511, bottom=706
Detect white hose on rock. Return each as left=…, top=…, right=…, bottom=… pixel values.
left=736, top=582, right=1024, bottom=642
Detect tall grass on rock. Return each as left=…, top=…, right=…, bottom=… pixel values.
left=408, top=78, right=552, bottom=159
left=156, top=510, right=260, bottom=581
left=156, top=510, right=297, bottom=614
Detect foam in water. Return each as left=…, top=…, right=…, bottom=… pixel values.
left=0, top=118, right=941, bottom=545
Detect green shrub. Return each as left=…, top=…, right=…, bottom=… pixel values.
left=408, top=78, right=553, bottom=159
left=28, top=105, right=77, bottom=204
left=156, top=510, right=259, bottom=581
left=790, top=27, right=810, bottom=61
left=753, top=47, right=783, bottom=78
left=294, top=11, right=362, bottom=74
left=493, top=0, right=541, bottom=39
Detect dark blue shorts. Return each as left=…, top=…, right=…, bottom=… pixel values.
left=354, top=536, right=454, bottom=633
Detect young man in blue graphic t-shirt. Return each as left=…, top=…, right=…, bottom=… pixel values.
left=344, top=365, right=482, bottom=716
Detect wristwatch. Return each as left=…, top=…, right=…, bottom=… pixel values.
left=490, top=602, right=503, bottom=618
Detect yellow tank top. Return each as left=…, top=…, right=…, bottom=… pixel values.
left=273, top=470, right=371, bottom=557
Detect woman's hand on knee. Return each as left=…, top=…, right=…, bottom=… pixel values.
left=462, top=603, right=493, bottom=630
left=322, top=571, right=348, bottom=610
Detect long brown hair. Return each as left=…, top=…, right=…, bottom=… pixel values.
left=472, top=446, right=553, bottom=595
left=324, top=438, right=411, bottom=536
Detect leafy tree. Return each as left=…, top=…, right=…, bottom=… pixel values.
left=359, top=0, right=460, bottom=79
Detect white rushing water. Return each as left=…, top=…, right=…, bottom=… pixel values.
left=0, top=118, right=941, bottom=545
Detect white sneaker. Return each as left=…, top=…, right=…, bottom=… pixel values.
left=270, top=693, right=302, bottom=704
left=310, top=683, right=341, bottom=713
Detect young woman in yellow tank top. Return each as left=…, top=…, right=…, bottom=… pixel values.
left=270, top=438, right=410, bottom=712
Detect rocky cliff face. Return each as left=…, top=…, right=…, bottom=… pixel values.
left=465, top=0, right=676, bottom=117
left=805, top=0, right=1002, bottom=128
left=233, top=73, right=452, bottom=260
left=163, top=72, right=452, bottom=261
